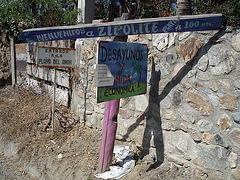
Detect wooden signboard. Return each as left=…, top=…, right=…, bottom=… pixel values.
left=96, top=41, right=148, bottom=103
left=38, top=46, right=75, bottom=68
left=37, top=46, right=75, bottom=138
left=19, top=14, right=222, bottom=43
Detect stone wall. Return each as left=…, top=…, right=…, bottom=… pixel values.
left=24, top=40, right=73, bottom=106
left=72, top=29, right=240, bottom=179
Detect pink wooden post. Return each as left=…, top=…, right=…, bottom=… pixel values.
left=98, top=14, right=129, bottom=173
left=98, top=99, right=120, bottom=172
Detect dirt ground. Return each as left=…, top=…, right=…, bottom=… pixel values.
left=0, top=85, right=201, bottom=180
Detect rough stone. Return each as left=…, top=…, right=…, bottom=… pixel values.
left=162, top=122, right=172, bottom=131
left=178, top=32, right=191, bottom=41
left=219, top=95, right=238, bottom=111
left=192, top=158, right=204, bottom=168
left=232, top=112, right=240, bottom=124
left=231, top=32, right=240, bottom=52
left=229, top=129, right=240, bottom=147
left=193, top=81, right=205, bottom=90
left=214, top=134, right=227, bottom=147
left=232, top=164, right=240, bottom=180
left=120, top=98, right=130, bottom=107
left=188, top=124, right=202, bottom=142
left=202, top=132, right=228, bottom=147
left=198, top=55, right=209, bottom=72
left=166, top=53, right=177, bottom=65
left=202, top=133, right=215, bottom=144
left=233, top=78, right=240, bottom=89
left=159, top=79, right=170, bottom=89
left=178, top=107, right=198, bottom=124
left=197, top=119, right=213, bottom=132
left=209, top=34, right=227, bottom=43
left=145, top=34, right=152, bottom=40
left=168, top=33, right=177, bottom=48
left=218, top=79, right=232, bottom=91
left=129, top=104, right=134, bottom=111
left=196, top=144, right=229, bottom=171
left=164, top=131, right=196, bottom=160
left=119, top=108, right=132, bottom=119
left=179, top=122, right=188, bottom=132
left=128, top=35, right=139, bottom=42
left=208, top=48, right=236, bottom=76
left=160, top=97, right=171, bottom=109
left=153, top=33, right=169, bottom=51
left=89, top=114, right=97, bottom=125
left=207, top=93, right=219, bottom=107
left=188, top=70, right=197, bottom=78
left=164, top=109, right=176, bottom=120
left=177, top=37, right=202, bottom=63
left=209, top=81, right=219, bottom=92
left=172, top=90, right=181, bottom=106
left=228, top=152, right=238, bottom=169
left=217, top=113, right=231, bottom=131
left=186, top=91, right=215, bottom=115
left=166, top=154, right=186, bottom=166
left=134, top=95, right=148, bottom=112
left=172, top=63, right=185, bottom=79
left=197, top=71, right=213, bottom=81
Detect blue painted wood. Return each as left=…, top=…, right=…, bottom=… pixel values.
left=19, top=14, right=222, bottom=42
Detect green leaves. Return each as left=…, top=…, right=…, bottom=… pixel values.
left=0, top=0, right=80, bottom=38
left=192, top=0, right=240, bottom=27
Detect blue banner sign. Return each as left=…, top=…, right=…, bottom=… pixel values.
left=19, top=14, right=222, bottom=42
left=97, top=41, right=148, bottom=103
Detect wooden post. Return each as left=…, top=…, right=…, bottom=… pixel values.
left=78, top=0, right=95, bottom=23
left=98, top=14, right=129, bottom=173
left=10, top=37, right=16, bottom=86
left=51, top=68, right=57, bottom=139
left=176, top=0, right=192, bottom=16
left=98, top=99, right=120, bottom=172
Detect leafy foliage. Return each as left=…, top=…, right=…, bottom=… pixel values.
left=95, top=0, right=239, bottom=28
left=0, top=0, right=80, bottom=38
left=95, top=0, right=175, bottom=21
left=192, top=0, right=240, bottom=27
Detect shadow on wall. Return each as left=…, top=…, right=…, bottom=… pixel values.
left=142, top=59, right=163, bottom=171
left=121, top=29, right=225, bottom=170
left=121, top=58, right=164, bottom=170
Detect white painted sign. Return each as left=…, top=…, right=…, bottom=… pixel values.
left=94, top=64, right=114, bottom=87
left=38, top=46, right=75, bottom=68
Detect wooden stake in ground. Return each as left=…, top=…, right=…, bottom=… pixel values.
left=10, top=37, right=16, bottom=87
left=51, top=68, right=57, bottom=139
left=98, top=99, right=120, bottom=172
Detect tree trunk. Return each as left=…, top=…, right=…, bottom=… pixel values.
left=176, top=0, right=192, bottom=16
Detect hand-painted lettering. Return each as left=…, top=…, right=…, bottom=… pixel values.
left=98, top=27, right=106, bottom=36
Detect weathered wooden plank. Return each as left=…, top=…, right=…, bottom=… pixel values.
left=19, top=14, right=222, bottom=42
